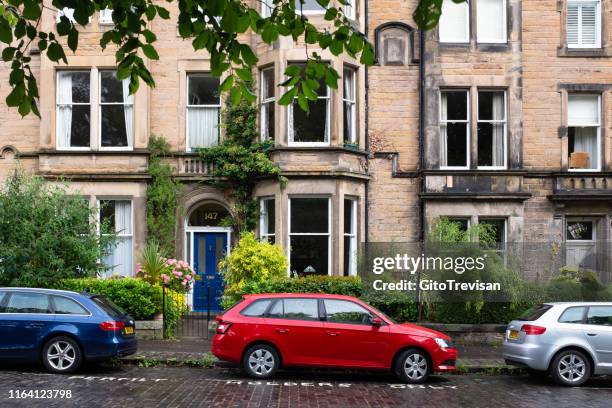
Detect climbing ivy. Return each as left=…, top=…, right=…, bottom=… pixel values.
left=146, top=135, right=182, bottom=257
left=198, top=100, right=285, bottom=233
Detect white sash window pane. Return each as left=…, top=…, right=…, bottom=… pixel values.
left=568, top=94, right=600, bottom=170
left=187, top=74, right=220, bottom=149
left=343, top=67, right=357, bottom=144
left=56, top=71, right=91, bottom=148
left=100, top=71, right=132, bottom=148
left=440, top=90, right=469, bottom=168
left=568, top=95, right=599, bottom=125
left=344, top=0, right=355, bottom=20
left=439, top=0, right=469, bottom=43
left=567, top=1, right=601, bottom=48
left=289, top=198, right=330, bottom=276
left=260, top=68, right=275, bottom=141
left=478, top=91, right=506, bottom=168
left=294, top=0, right=325, bottom=13
left=99, top=200, right=133, bottom=277
left=289, top=66, right=329, bottom=145
left=261, top=0, right=274, bottom=17
left=260, top=198, right=276, bottom=243
left=477, top=0, right=506, bottom=43
left=99, top=8, right=113, bottom=24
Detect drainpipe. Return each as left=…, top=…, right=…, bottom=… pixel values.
left=416, top=28, right=426, bottom=321
left=364, top=0, right=370, bottom=247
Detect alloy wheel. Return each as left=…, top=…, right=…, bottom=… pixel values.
left=558, top=353, right=586, bottom=383
left=248, top=349, right=275, bottom=376
left=46, top=340, right=77, bottom=371
left=404, top=353, right=428, bottom=381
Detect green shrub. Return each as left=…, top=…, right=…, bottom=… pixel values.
left=361, top=289, right=416, bottom=323
left=55, top=278, right=162, bottom=320
left=222, top=275, right=362, bottom=310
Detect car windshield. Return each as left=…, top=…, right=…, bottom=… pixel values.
left=91, top=296, right=126, bottom=318
left=517, top=304, right=552, bottom=321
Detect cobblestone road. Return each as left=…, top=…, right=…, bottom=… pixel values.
left=0, top=364, right=610, bottom=408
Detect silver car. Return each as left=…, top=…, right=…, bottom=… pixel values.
left=503, top=302, right=612, bottom=386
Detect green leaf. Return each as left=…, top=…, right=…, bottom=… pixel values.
left=0, top=17, right=14, bottom=44
left=413, top=0, right=444, bottom=30
left=47, top=42, right=67, bottom=63
left=9, top=68, right=23, bottom=84
left=220, top=75, right=234, bottom=92
left=229, top=85, right=241, bottom=105
left=1, top=47, right=16, bottom=62
left=142, top=44, right=159, bottom=60
left=301, top=81, right=318, bottom=101
left=6, top=84, right=24, bottom=107
left=235, top=68, right=252, bottom=82
left=297, top=92, right=309, bottom=113
left=146, top=5, right=157, bottom=21
left=67, top=29, right=78, bottom=53
left=359, top=42, right=374, bottom=65
left=192, top=31, right=209, bottom=50
left=324, top=8, right=338, bottom=21
left=142, top=30, right=157, bottom=44
left=22, top=0, right=42, bottom=20
left=278, top=86, right=297, bottom=105
left=156, top=6, right=170, bottom=19
left=240, top=45, right=258, bottom=66
left=329, top=39, right=343, bottom=55
left=261, top=24, right=278, bottom=43
left=18, top=98, right=31, bottom=116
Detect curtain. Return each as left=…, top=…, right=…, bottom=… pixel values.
left=122, top=78, right=133, bottom=147
left=188, top=107, right=219, bottom=148
left=574, top=127, right=598, bottom=169
left=439, top=0, right=469, bottom=42
left=343, top=71, right=355, bottom=142
left=103, top=201, right=132, bottom=277
left=477, top=0, right=505, bottom=42
left=492, top=93, right=505, bottom=167
left=440, top=93, right=448, bottom=166
left=57, top=72, right=73, bottom=148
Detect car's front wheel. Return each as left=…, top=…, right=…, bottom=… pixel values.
left=394, top=349, right=430, bottom=384
left=243, top=344, right=279, bottom=379
left=42, top=336, right=82, bottom=374
left=550, top=349, right=591, bottom=386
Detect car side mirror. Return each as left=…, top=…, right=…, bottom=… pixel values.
left=371, top=318, right=382, bottom=327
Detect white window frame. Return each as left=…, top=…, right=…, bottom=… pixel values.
left=477, top=90, right=507, bottom=170
left=344, top=0, right=356, bottom=20
left=99, top=8, right=113, bottom=25
left=343, top=66, right=358, bottom=144
left=96, top=199, right=134, bottom=277
left=439, top=0, right=470, bottom=43
left=259, top=197, right=275, bottom=243
left=260, top=67, right=275, bottom=141
left=440, top=89, right=471, bottom=170
left=476, top=0, right=507, bottom=44
left=565, top=218, right=596, bottom=242
left=295, top=0, right=326, bottom=15
left=56, top=7, right=92, bottom=24
left=56, top=70, right=92, bottom=151
left=567, top=0, right=602, bottom=49
left=186, top=73, right=221, bottom=152
left=287, top=196, right=332, bottom=277
left=287, top=71, right=331, bottom=147
left=568, top=94, right=601, bottom=172
left=344, top=198, right=358, bottom=276
left=98, top=70, right=134, bottom=151
left=261, top=0, right=274, bottom=17
left=478, top=217, right=507, bottom=263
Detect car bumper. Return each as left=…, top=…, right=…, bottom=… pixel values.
left=433, top=347, right=458, bottom=372
left=502, top=341, right=549, bottom=371
left=85, top=337, right=138, bottom=361
left=211, top=334, right=241, bottom=364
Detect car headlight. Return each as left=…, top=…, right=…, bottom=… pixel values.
left=434, top=338, right=453, bottom=348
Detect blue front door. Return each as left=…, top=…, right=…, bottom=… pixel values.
left=193, top=232, right=227, bottom=312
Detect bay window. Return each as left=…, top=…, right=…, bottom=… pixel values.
left=259, top=198, right=276, bottom=244
left=344, top=198, right=357, bottom=276
left=439, top=0, right=469, bottom=43
left=288, top=66, right=330, bottom=145
left=440, top=90, right=470, bottom=168
left=477, top=91, right=506, bottom=168
left=99, top=199, right=133, bottom=277
left=260, top=67, right=275, bottom=141
left=477, top=0, right=506, bottom=43
left=567, top=0, right=601, bottom=48
left=56, top=69, right=132, bottom=150
left=343, top=67, right=357, bottom=145
left=568, top=94, right=600, bottom=171
left=289, top=197, right=330, bottom=276
left=187, top=74, right=221, bottom=150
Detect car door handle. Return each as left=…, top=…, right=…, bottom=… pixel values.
left=25, top=323, right=44, bottom=329
left=275, top=328, right=289, bottom=334
left=326, top=331, right=340, bottom=336
left=586, top=333, right=598, bottom=337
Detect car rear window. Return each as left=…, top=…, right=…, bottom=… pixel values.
left=241, top=299, right=272, bottom=317
left=517, top=304, right=553, bottom=321
left=91, top=296, right=126, bottom=318
left=559, top=306, right=585, bottom=324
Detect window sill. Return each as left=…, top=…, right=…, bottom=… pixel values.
left=557, top=46, right=611, bottom=58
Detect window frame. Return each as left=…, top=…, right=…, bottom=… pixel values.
left=98, top=70, right=134, bottom=151
left=343, top=198, right=358, bottom=277
left=295, top=0, right=326, bottom=15
left=477, top=90, right=508, bottom=170
left=558, top=306, right=587, bottom=324
left=261, top=1, right=274, bottom=18
left=97, top=198, right=134, bottom=277
left=288, top=196, right=332, bottom=276
left=322, top=298, right=375, bottom=326
left=1, top=291, right=52, bottom=314
left=567, top=0, right=602, bottom=49
left=567, top=93, right=601, bottom=172
left=259, top=197, right=276, bottom=243
left=267, top=297, right=321, bottom=321
left=287, top=81, right=331, bottom=147
left=343, top=66, right=358, bottom=145
left=50, top=295, right=92, bottom=316
left=439, top=89, right=471, bottom=170
left=186, top=73, right=222, bottom=152
left=56, top=70, right=92, bottom=151
left=99, top=8, right=113, bottom=25
left=343, top=0, right=356, bottom=20
left=476, top=0, right=508, bottom=44
left=438, top=0, right=470, bottom=43
left=565, top=218, right=596, bottom=242
left=585, top=305, right=612, bottom=327
left=260, top=67, right=275, bottom=141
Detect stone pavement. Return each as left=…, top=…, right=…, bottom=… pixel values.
left=124, top=338, right=510, bottom=373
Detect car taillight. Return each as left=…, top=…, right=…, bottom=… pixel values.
left=216, top=321, right=232, bottom=334
left=521, top=324, right=546, bottom=335
left=100, top=321, right=125, bottom=331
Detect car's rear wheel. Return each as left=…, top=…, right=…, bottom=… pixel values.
left=550, top=349, right=591, bottom=387
left=243, top=344, right=279, bottom=379
left=42, top=336, right=82, bottom=374
left=394, top=349, right=430, bottom=384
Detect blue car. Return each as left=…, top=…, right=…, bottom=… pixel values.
left=0, top=287, right=137, bottom=373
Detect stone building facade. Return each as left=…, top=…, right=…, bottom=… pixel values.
left=0, top=1, right=611, bottom=310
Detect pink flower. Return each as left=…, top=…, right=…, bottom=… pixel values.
left=174, top=270, right=183, bottom=277
left=167, top=259, right=177, bottom=265
left=185, top=274, right=192, bottom=281
left=181, top=280, right=187, bottom=286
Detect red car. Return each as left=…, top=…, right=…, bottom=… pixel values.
left=212, top=293, right=457, bottom=383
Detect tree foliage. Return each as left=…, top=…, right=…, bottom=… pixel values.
left=0, top=170, right=116, bottom=287
left=0, top=0, right=453, bottom=117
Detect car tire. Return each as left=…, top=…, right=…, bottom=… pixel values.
left=394, top=348, right=431, bottom=384
left=550, top=349, right=591, bottom=387
left=41, top=336, right=82, bottom=374
left=243, top=344, right=279, bottom=379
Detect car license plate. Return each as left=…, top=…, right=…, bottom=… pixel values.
left=508, top=330, right=519, bottom=340
left=124, top=326, right=134, bottom=335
